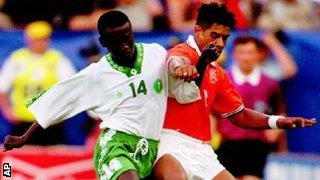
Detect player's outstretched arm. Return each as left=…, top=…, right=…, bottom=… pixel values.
left=228, top=108, right=316, bottom=130
left=3, top=122, right=41, bottom=152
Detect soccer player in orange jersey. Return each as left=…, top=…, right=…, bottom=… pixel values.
left=153, top=3, right=316, bottom=180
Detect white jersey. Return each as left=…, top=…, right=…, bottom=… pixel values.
left=28, top=43, right=168, bottom=140
left=28, top=43, right=200, bottom=140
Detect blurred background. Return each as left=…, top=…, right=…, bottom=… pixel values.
left=0, top=0, right=319, bottom=179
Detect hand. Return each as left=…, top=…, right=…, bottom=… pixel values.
left=3, top=135, right=28, bottom=152
left=173, top=64, right=199, bottom=81
left=200, top=43, right=221, bottom=64
left=276, top=117, right=316, bottom=129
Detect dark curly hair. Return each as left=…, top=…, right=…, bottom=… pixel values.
left=196, top=3, right=235, bottom=30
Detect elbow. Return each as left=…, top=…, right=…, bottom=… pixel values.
left=283, top=66, right=298, bottom=79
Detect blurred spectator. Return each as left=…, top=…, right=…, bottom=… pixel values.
left=166, top=35, right=183, bottom=49
left=216, top=35, right=287, bottom=180
left=0, top=0, right=13, bottom=29
left=0, top=21, right=76, bottom=145
left=224, top=0, right=252, bottom=29
left=69, top=0, right=164, bottom=31
left=114, top=0, right=164, bottom=31
left=258, top=32, right=297, bottom=80
left=256, top=0, right=320, bottom=31
left=165, top=0, right=200, bottom=31
left=67, top=0, right=116, bottom=30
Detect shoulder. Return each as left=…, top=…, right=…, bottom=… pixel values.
left=10, top=48, right=28, bottom=60
left=167, top=43, right=198, bottom=63
left=45, top=48, right=66, bottom=57
left=142, top=43, right=166, bottom=54
left=168, top=43, right=195, bottom=55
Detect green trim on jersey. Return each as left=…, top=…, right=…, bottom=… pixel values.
left=105, top=43, right=143, bottom=78
left=25, top=88, right=48, bottom=107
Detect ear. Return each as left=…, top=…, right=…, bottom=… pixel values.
left=99, top=37, right=107, bottom=47
left=194, top=25, right=203, bottom=38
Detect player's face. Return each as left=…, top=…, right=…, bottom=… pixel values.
left=26, top=37, right=49, bottom=54
left=100, top=22, right=135, bottom=60
left=195, top=23, right=230, bottom=57
left=232, top=42, right=259, bottom=73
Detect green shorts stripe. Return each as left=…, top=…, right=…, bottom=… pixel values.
left=93, top=129, right=159, bottom=180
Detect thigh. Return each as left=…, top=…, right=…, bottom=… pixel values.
left=93, top=130, right=137, bottom=180
left=213, top=170, right=236, bottom=180
left=152, top=154, right=187, bottom=180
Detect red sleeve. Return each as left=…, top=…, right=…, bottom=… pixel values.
left=211, top=67, right=244, bottom=118
left=166, top=43, right=199, bottom=65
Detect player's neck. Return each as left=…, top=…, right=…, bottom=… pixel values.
left=111, top=49, right=137, bottom=68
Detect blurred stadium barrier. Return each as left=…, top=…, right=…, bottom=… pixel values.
left=0, top=145, right=96, bottom=179
left=265, top=153, right=320, bottom=180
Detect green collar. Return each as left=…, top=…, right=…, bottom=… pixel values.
left=105, top=43, right=143, bottom=77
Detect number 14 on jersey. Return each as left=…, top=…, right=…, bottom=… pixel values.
left=129, top=80, right=147, bottom=97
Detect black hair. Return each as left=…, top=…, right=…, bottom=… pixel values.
left=196, top=3, right=235, bottom=30
left=97, top=10, right=130, bottom=36
left=232, top=35, right=261, bottom=50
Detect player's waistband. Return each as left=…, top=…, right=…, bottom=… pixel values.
left=161, top=129, right=210, bottom=145
left=102, top=128, right=159, bottom=147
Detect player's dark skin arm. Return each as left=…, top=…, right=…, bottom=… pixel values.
left=228, top=108, right=316, bottom=129
left=194, top=43, right=220, bottom=86
left=3, top=122, right=41, bottom=151
left=171, top=43, right=220, bottom=85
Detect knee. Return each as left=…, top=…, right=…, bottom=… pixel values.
left=152, top=154, right=187, bottom=180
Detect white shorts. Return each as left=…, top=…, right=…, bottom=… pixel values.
left=156, top=129, right=225, bottom=180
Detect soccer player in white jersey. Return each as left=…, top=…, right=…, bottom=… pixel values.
left=2, top=11, right=199, bottom=180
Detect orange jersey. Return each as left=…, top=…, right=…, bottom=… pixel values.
left=164, top=42, right=244, bottom=141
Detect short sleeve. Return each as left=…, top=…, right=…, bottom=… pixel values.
left=212, top=69, right=244, bottom=118
left=28, top=64, right=102, bottom=128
